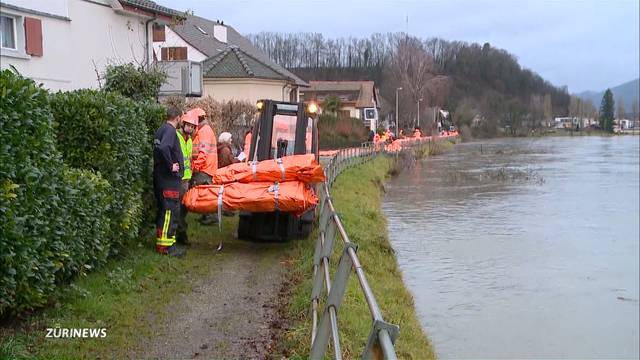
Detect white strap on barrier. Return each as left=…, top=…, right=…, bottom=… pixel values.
left=276, top=158, right=286, bottom=181
left=217, top=185, right=224, bottom=231
left=251, top=161, right=258, bottom=181
left=269, top=182, right=280, bottom=211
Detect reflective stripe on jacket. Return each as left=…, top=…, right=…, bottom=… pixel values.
left=191, top=124, right=218, bottom=176
left=177, top=131, right=193, bottom=180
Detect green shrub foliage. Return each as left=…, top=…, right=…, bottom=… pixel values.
left=0, top=70, right=113, bottom=314
left=0, top=70, right=164, bottom=315
left=50, top=90, right=151, bottom=252
left=103, top=63, right=166, bottom=101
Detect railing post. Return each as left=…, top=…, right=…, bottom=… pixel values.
left=310, top=242, right=358, bottom=359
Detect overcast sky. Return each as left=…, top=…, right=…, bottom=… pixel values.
left=157, top=0, right=640, bottom=93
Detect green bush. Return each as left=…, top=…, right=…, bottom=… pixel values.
left=318, top=113, right=368, bottom=149
left=55, top=167, right=112, bottom=280
left=103, top=63, right=166, bottom=102
left=0, top=70, right=114, bottom=314
left=1, top=69, right=64, bottom=314
left=50, top=90, right=151, bottom=252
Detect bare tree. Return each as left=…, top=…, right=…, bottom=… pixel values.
left=385, top=36, right=449, bottom=129
left=631, top=97, right=638, bottom=122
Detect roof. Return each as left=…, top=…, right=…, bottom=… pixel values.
left=118, top=0, right=183, bottom=18
left=171, top=15, right=308, bottom=86
left=203, top=46, right=284, bottom=80
left=301, top=81, right=379, bottom=108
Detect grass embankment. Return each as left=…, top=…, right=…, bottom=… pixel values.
left=0, top=217, right=244, bottom=359
left=281, top=155, right=435, bottom=359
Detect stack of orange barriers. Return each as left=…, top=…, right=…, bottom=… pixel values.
left=183, top=154, right=324, bottom=215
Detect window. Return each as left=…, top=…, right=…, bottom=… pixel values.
left=161, top=46, right=187, bottom=60
left=152, top=24, right=165, bottom=42
left=1, top=15, right=16, bottom=50
left=271, top=114, right=297, bottom=158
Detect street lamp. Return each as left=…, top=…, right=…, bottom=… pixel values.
left=395, top=87, right=403, bottom=137
left=417, top=98, right=423, bottom=128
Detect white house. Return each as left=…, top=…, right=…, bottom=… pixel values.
left=154, top=15, right=308, bottom=104
left=0, top=0, right=181, bottom=91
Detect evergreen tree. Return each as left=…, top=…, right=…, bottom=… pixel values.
left=599, top=89, right=615, bottom=132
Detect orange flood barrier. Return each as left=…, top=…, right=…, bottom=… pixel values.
left=183, top=181, right=318, bottom=215
left=212, top=154, right=325, bottom=185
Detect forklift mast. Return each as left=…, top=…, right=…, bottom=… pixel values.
left=238, top=99, right=319, bottom=242
left=248, top=100, right=318, bottom=162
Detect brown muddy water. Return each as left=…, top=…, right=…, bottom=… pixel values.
left=383, top=136, right=639, bottom=359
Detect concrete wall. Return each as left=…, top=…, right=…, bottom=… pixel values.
left=152, top=26, right=207, bottom=63
left=203, top=78, right=299, bottom=104
left=1, top=0, right=153, bottom=91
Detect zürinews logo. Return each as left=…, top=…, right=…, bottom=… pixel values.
left=46, top=328, right=107, bottom=338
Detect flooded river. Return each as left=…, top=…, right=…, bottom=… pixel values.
left=382, top=136, right=639, bottom=359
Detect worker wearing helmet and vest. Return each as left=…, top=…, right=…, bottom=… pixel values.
left=176, top=111, right=198, bottom=245
left=189, top=107, right=218, bottom=225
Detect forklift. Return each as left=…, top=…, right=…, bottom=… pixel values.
left=237, top=99, right=320, bottom=241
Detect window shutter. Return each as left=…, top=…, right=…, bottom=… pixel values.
left=24, top=17, right=43, bottom=56
left=152, top=24, right=165, bottom=42
left=161, top=47, right=168, bottom=60
left=177, top=47, right=187, bottom=60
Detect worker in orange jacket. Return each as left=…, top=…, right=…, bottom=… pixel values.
left=189, top=107, right=218, bottom=225
left=243, top=130, right=252, bottom=162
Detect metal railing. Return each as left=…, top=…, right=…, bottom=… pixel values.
left=310, top=136, right=454, bottom=359
left=311, top=142, right=398, bottom=360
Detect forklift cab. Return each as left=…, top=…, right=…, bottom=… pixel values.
left=238, top=99, right=319, bottom=241
left=247, top=100, right=319, bottom=162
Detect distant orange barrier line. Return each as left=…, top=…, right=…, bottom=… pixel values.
left=320, top=132, right=458, bottom=154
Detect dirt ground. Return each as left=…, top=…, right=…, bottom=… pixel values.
left=133, top=240, right=292, bottom=360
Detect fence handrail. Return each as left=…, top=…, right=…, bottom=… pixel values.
left=310, top=135, right=454, bottom=359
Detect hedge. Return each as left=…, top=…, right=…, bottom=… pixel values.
left=0, top=70, right=163, bottom=315
left=50, top=90, right=154, bottom=253
left=318, top=113, right=368, bottom=150
left=0, top=70, right=113, bottom=314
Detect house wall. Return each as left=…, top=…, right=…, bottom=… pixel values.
left=152, top=26, right=207, bottom=62
left=203, top=78, right=298, bottom=104
left=1, top=0, right=153, bottom=91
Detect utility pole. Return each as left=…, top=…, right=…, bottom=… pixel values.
left=395, top=87, right=403, bottom=137
left=417, top=98, right=423, bottom=128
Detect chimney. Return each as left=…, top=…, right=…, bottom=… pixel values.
left=213, top=24, right=227, bottom=44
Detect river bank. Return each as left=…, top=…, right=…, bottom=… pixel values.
left=281, top=155, right=435, bottom=359
left=1, top=145, right=445, bottom=359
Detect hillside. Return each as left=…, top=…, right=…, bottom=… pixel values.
left=577, top=78, right=639, bottom=112
left=248, top=32, right=570, bottom=136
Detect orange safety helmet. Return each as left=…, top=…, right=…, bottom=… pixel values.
left=182, top=110, right=199, bottom=126
left=190, top=107, right=206, bottom=118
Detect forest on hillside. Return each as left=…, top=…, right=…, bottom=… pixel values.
left=247, top=32, right=574, bottom=136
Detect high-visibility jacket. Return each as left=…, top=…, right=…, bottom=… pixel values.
left=192, top=124, right=218, bottom=176
left=177, top=131, right=193, bottom=181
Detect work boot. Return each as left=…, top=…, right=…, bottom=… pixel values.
left=199, top=214, right=218, bottom=225
left=176, top=232, right=191, bottom=246
left=166, top=245, right=186, bottom=258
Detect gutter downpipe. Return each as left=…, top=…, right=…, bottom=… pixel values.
left=144, top=16, right=156, bottom=68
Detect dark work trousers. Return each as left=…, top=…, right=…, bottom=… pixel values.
left=154, top=179, right=180, bottom=248
left=176, top=180, right=190, bottom=242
